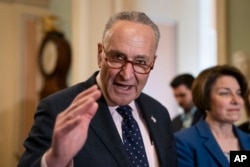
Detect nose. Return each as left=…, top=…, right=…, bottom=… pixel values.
left=231, top=94, right=242, bottom=105
left=177, top=98, right=182, bottom=105
left=119, top=62, right=134, bottom=79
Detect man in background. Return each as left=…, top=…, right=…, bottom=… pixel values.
left=170, top=73, right=202, bottom=132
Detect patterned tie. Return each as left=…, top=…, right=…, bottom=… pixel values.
left=116, top=105, right=149, bottom=167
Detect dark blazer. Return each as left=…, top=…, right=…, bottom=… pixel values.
left=174, top=119, right=250, bottom=167
left=238, top=121, right=250, bottom=133
left=171, top=109, right=202, bottom=132
left=18, top=71, right=178, bottom=167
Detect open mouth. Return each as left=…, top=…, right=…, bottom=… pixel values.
left=114, top=82, right=133, bottom=91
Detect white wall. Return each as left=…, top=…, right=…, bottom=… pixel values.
left=128, top=0, right=200, bottom=74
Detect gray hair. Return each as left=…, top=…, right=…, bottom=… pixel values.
left=102, top=11, right=160, bottom=49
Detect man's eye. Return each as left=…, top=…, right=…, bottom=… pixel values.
left=134, top=60, right=147, bottom=65
left=114, top=54, right=125, bottom=61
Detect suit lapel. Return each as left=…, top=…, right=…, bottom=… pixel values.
left=90, top=97, right=130, bottom=167
left=203, top=138, right=229, bottom=166
left=197, top=120, right=229, bottom=166
left=234, top=126, right=250, bottom=150
left=89, top=95, right=169, bottom=167
left=135, top=96, right=168, bottom=167
left=78, top=72, right=130, bottom=166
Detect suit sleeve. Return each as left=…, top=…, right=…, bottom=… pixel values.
left=174, top=132, right=195, bottom=167
left=17, top=99, right=57, bottom=167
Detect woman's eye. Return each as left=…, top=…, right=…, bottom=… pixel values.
left=237, top=91, right=242, bottom=96
left=219, top=92, right=230, bottom=96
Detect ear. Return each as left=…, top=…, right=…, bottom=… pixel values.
left=97, top=43, right=103, bottom=68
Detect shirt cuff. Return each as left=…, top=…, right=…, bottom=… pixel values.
left=41, top=152, right=74, bottom=167
left=41, top=153, right=48, bottom=167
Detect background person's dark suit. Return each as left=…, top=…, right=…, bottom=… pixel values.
left=18, top=71, right=178, bottom=167
left=171, top=109, right=202, bottom=132
left=238, top=121, right=250, bottom=133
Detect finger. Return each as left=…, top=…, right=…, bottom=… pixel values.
left=56, top=85, right=101, bottom=128
left=57, top=97, right=99, bottom=127
left=56, top=99, right=99, bottom=134
left=65, top=86, right=101, bottom=113
left=73, top=85, right=100, bottom=103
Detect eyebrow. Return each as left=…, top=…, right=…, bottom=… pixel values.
left=217, top=87, right=241, bottom=92
left=106, top=49, right=125, bottom=56
left=107, top=49, right=150, bottom=60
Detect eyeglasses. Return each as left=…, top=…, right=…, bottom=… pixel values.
left=104, top=56, right=155, bottom=74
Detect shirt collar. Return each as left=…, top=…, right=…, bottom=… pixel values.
left=109, top=101, right=138, bottom=117
left=180, top=106, right=197, bottom=121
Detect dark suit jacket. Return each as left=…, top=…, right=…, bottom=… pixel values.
left=238, top=121, right=250, bottom=133
left=171, top=109, right=202, bottom=132
left=174, top=119, right=250, bottom=167
left=18, top=71, right=178, bottom=167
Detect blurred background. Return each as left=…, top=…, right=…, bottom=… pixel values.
left=1, top=0, right=250, bottom=166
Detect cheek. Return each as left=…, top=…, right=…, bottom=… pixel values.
left=101, top=68, right=115, bottom=84
left=187, top=94, right=193, bottom=101
left=137, top=75, right=149, bottom=89
left=210, top=97, right=223, bottom=110
left=238, top=98, right=244, bottom=107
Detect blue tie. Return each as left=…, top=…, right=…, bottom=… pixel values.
left=116, top=105, right=149, bottom=167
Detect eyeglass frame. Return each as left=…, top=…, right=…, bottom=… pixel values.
left=102, top=46, right=155, bottom=74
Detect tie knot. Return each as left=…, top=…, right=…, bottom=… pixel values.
left=116, top=105, right=132, bottom=119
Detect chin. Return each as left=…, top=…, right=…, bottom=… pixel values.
left=228, top=117, right=241, bottom=124
left=117, top=99, right=133, bottom=106
left=111, top=96, right=133, bottom=106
